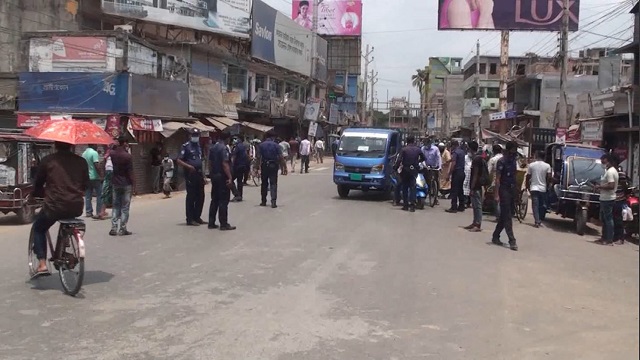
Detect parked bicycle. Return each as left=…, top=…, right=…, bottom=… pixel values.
left=28, top=217, right=86, bottom=296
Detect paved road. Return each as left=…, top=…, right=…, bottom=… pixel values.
left=0, top=160, right=638, bottom=360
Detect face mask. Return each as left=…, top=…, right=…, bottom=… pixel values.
left=191, top=136, right=199, bottom=143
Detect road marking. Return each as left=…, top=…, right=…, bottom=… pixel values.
left=313, top=167, right=329, bottom=171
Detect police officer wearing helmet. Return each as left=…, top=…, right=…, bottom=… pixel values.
left=207, top=131, right=236, bottom=231
left=176, top=128, right=205, bottom=225
left=257, top=130, right=287, bottom=208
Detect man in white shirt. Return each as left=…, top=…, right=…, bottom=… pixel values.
left=278, top=138, right=290, bottom=175
left=526, top=151, right=552, bottom=227
left=299, top=136, right=311, bottom=173
left=487, top=144, right=503, bottom=218
left=595, top=153, right=619, bottom=245
left=314, top=138, right=325, bottom=164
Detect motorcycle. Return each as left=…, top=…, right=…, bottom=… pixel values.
left=390, top=166, right=429, bottom=210
left=623, top=187, right=639, bottom=240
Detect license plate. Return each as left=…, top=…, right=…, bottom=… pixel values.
left=349, top=174, right=363, bottom=181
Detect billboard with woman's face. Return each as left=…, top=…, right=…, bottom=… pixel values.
left=438, top=0, right=580, bottom=31
left=291, top=0, right=362, bottom=36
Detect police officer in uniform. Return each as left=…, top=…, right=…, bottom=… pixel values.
left=394, top=135, right=424, bottom=212
left=207, top=132, right=236, bottom=231
left=177, top=128, right=205, bottom=226
left=257, top=130, right=287, bottom=208
left=492, top=141, right=519, bottom=251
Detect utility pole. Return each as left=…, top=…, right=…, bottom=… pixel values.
left=475, top=39, right=481, bottom=141
left=558, top=0, right=570, bottom=127
left=362, top=44, right=374, bottom=125
left=309, top=0, right=321, bottom=98
left=369, top=69, right=378, bottom=125
left=499, top=30, right=509, bottom=114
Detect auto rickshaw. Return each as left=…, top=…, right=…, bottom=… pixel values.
left=0, top=132, right=53, bottom=223
left=544, top=143, right=605, bottom=235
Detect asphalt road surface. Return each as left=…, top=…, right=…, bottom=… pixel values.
left=0, top=160, right=638, bottom=360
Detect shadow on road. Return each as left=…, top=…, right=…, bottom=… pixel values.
left=332, top=191, right=391, bottom=203
left=0, top=214, right=25, bottom=227
left=542, top=216, right=600, bottom=237
left=27, top=270, right=115, bottom=293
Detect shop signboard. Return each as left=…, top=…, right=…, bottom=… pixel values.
left=308, top=121, right=318, bottom=137
left=129, top=117, right=163, bottom=132
left=189, top=75, right=224, bottom=115
left=555, top=127, right=567, bottom=144
left=314, top=35, right=328, bottom=81
left=100, top=0, right=251, bottom=39
left=129, top=74, right=189, bottom=118
left=18, top=72, right=129, bottom=113
left=16, top=114, right=72, bottom=128
left=438, top=0, right=580, bottom=31
left=292, top=0, right=363, bottom=36
left=252, top=0, right=313, bottom=77
left=304, top=98, right=322, bottom=121
left=255, top=88, right=273, bottom=113
left=222, top=91, right=242, bottom=120
left=328, top=104, right=339, bottom=124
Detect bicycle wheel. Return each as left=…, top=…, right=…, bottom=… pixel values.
left=58, top=233, right=84, bottom=296
left=28, top=227, right=51, bottom=277
left=429, top=179, right=438, bottom=207
left=518, top=190, right=529, bottom=221
left=252, top=171, right=261, bottom=186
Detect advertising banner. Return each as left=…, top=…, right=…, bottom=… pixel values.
left=105, top=115, right=121, bottom=138
left=438, top=0, right=580, bottom=31
left=130, top=74, right=189, bottom=118
left=29, top=37, right=117, bottom=72
left=292, top=0, right=362, bottom=36
left=189, top=75, right=225, bottom=115
left=308, top=121, right=318, bottom=137
left=314, top=35, right=328, bottom=81
left=252, top=0, right=312, bottom=77
left=18, top=72, right=129, bottom=113
left=222, top=91, right=242, bottom=120
left=328, top=104, right=339, bottom=124
left=304, top=98, right=322, bottom=121
left=129, top=117, right=164, bottom=131
left=581, top=120, right=603, bottom=142
left=101, top=0, right=251, bottom=39
left=16, top=114, right=72, bottom=128
left=255, top=88, right=273, bottom=113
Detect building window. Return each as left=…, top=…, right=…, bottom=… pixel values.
left=479, top=63, right=486, bottom=74
left=516, top=64, right=526, bottom=75
left=487, top=87, right=499, bottom=98
left=270, top=78, right=283, bottom=97
left=227, top=65, right=247, bottom=98
left=489, top=63, right=497, bottom=74
left=255, top=74, right=267, bottom=92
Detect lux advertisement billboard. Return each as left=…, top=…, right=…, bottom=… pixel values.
left=292, top=0, right=362, bottom=36
left=101, top=0, right=251, bottom=38
left=252, top=0, right=312, bottom=77
left=438, top=0, right=580, bottom=31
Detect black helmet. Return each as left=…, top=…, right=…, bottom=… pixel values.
left=189, top=128, right=200, bottom=135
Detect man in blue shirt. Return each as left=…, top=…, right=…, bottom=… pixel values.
left=258, top=131, right=287, bottom=208
left=492, top=141, right=519, bottom=251
left=231, top=135, right=250, bottom=202
left=394, top=135, right=424, bottom=212
left=446, top=140, right=466, bottom=213
left=208, top=132, right=236, bottom=231
left=421, top=137, right=442, bottom=204
left=176, top=128, right=205, bottom=226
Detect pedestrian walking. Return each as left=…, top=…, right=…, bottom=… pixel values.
left=231, top=135, right=249, bottom=202
left=446, top=140, right=466, bottom=213
left=594, top=153, right=619, bottom=245
left=150, top=142, right=163, bottom=193
left=299, top=136, right=311, bottom=173
left=438, top=142, right=452, bottom=197
left=279, top=138, right=291, bottom=174
left=526, top=151, right=551, bottom=228
left=331, top=137, right=339, bottom=159
left=612, top=155, right=628, bottom=245
left=258, top=131, right=288, bottom=208
left=109, top=136, right=135, bottom=236
left=82, top=144, right=104, bottom=219
left=491, top=141, right=519, bottom=251
left=177, top=128, right=205, bottom=226
left=99, top=144, right=114, bottom=217
left=162, top=153, right=174, bottom=197
left=314, top=138, right=325, bottom=163
left=208, top=132, right=236, bottom=231
left=288, top=137, right=299, bottom=172
left=394, top=136, right=424, bottom=212
left=464, top=141, right=488, bottom=232
left=487, top=144, right=503, bottom=219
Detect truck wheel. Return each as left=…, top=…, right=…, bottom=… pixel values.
left=337, top=185, right=350, bottom=199
left=17, top=202, right=34, bottom=224
left=575, top=208, right=587, bottom=236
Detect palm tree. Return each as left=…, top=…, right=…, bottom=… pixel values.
left=411, top=67, right=429, bottom=128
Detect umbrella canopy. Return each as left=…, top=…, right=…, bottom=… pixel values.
left=24, top=120, right=114, bottom=145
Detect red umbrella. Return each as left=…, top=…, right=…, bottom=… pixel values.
left=24, top=120, right=115, bottom=145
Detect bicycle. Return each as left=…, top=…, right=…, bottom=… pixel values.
left=28, top=218, right=86, bottom=296
left=248, top=158, right=261, bottom=186
left=426, top=166, right=440, bottom=208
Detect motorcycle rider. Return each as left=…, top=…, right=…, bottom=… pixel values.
left=394, top=135, right=424, bottom=212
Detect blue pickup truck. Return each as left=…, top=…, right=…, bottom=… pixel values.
left=332, top=128, right=402, bottom=198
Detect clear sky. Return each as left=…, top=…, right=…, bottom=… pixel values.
left=263, top=0, right=636, bottom=106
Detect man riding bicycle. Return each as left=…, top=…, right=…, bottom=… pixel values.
left=421, top=137, right=442, bottom=204
left=31, top=141, right=89, bottom=276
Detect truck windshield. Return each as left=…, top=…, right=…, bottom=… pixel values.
left=568, top=157, right=605, bottom=187
left=338, top=134, right=388, bottom=158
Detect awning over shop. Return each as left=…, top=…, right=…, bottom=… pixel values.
left=481, top=128, right=529, bottom=147
left=241, top=121, right=274, bottom=133
left=161, top=121, right=216, bottom=138
left=206, top=117, right=240, bottom=131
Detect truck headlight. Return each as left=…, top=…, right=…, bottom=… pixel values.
left=335, top=162, right=345, bottom=172
left=371, top=164, right=384, bottom=174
